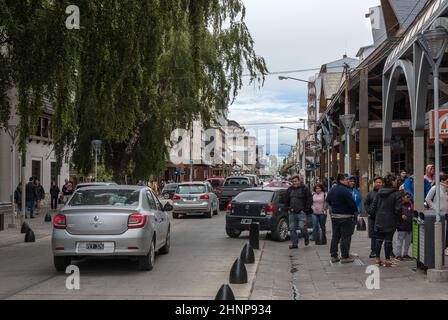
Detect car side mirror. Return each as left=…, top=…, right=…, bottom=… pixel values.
left=163, top=203, right=173, bottom=212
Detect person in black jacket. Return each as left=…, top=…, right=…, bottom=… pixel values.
left=50, top=180, right=60, bottom=210
left=14, top=183, right=22, bottom=217
left=326, top=173, right=358, bottom=264
left=370, top=174, right=402, bottom=267
left=364, top=177, right=384, bottom=258
left=25, top=177, right=37, bottom=218
left=285, top=175, right=313, bottom=249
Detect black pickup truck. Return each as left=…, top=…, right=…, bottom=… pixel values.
left=218, top=176, right=256, bottom=210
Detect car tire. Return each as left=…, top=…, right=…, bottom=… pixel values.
left=159, top=228, right=170, bottom=254
left=54, top=256, right=71, bottom=272
left=173, top=212, right=179, bottom=219
left=138, top=239, right=155, bottom=271
left=272, top=218, right=289, bottom=242
left=205, top=207, right=213, bottom=218
left=226, top=227, right=242, bottom=238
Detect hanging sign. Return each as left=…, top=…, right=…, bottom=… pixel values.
left=429, top=109, right=448, bottom=139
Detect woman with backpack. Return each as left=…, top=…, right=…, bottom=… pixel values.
left=311, top=184, right=328, bottom=244
left=370, top=174, right=402, bottom=267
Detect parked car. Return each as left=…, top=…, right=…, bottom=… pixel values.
left=172, top=182, right=219, bottom=219
left=267, top=180, right=291, bottom=188
left=52, top=185, right=172, bottom=271
left=75, top=182, right=118, bottom=190
left=225, top=187, right=313, bottom=241
left=219, top=176, right=256, bottom=210
left=161, top=183, right=179, bottom=200
left=206, top=178, right=225, bottom=198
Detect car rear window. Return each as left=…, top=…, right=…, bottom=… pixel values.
left=233, top=191, right=274, bottom=204
left=224, top=178, right=250, bottom=186
left=208, top=179, right=223, bottom=187
left=177, top=185, right=206, bottom=194
left=68, top=189, right=140, bottom=207
left=163, top=184, right=178, bottom=191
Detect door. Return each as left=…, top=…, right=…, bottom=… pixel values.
left=154, top=192, right=169, bottom=245
left=206, top=183, right=217, bottom=212
left=146, top=191, right=162, bottom=249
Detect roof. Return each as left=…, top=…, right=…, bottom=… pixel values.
left=389, top=0, right=429, bottom=30
left=178, top=181, right=208, bottom=185
left=74, top=185, right=147, bottom=191
left=243, top=187, right=287, bottom=192
left=321, top=73, right=345, bottom=101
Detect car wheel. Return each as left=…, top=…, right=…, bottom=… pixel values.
left=226, top=227, right=242, bottom=238
left=272, top=218, right=289, bottom=242
left=173, top=212, right=179, bottom=219
left=138, top=239, right=155, bottom=271
left=159, top=228, right=170, bottom=254
left=54, top=256, right=71, bottom=272
left=205, top=207, right=213, bottom=218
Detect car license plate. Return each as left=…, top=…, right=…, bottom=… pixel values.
left=241, top=219, right=252, bottom=225
left=86, top=243, right=104, bottom=250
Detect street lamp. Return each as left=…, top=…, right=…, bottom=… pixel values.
left=418, top=27, right=448, bottom=270
left=6, top=123, right=18, bottom=228
left=91, top=140, right=102, bottom=182
left=340, top=114, right=356, bottom=174
left=323, top=133, right=333, bottom=192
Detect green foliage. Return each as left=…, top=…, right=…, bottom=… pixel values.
left=0, top=0, right=268, bottom=181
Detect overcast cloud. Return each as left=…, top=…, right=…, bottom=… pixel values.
left=230, top=0, right=380, bottom=157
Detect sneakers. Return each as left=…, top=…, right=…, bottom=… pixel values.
left=289, top=244, right=298, bottom=250
left=402, top=255, right=413, bottom=261
left=369, top=251, right=376, bottom=258
left=305, top=238, right=310, bottom=246
left=340, top=256, right=355, bottom=264
left=331, top=256, right=340, bottom=263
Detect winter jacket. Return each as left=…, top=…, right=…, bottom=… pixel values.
left=285, top=185, right=313, bottom=215
left=25, top=182, right=37, bottom=202
left=364, top=189, right=378, bottom=219
left=14, top=187, right=22, bottom=205
left=50, top=185, right=60, bottom=198
left=352, top=187, right=362, bottom=213
left=425, top=184, right=448, bottom=213
left=397, top=202, right=414, bottom=232
left=370, top=188, right=402, bottom=233
left=403, top=176, right=432, bottom=202
left=326, top=183, right=358, bottom=217
left=312, top=192, right=327, bottom=215
left=36, top=185, right=45, bottom=200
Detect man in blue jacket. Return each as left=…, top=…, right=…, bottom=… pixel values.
left=326, top=173, right=358, bottom=264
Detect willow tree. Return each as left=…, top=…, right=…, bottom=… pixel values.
left=0, top=0, right=268, bottom=182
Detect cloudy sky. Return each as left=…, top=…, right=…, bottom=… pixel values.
left=230, top=0, right=380, bottom=158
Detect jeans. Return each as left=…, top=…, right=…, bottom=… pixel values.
left=289, top=212, right=308, bottom=247
left=375, top=231, right=394, bottom=260
left=51, top=196, right=58, bottom=210
left=330, top=217, right=353, bottom=258
left=26, top=200, right=35, bottom=218
left=312, top=214, right=327, bottom=241
left=396, top=231, right=412, bottom=257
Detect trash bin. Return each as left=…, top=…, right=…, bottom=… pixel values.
left=416, top=210, right=446, bottom=270
left=412, top=211, right=419, bottom=261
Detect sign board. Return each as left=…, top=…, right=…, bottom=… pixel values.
left=429, top=109, right=448, bottom=139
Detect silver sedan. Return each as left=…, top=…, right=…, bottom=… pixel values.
left=172, top=182, right=219, bottom=219
left=52, top=185, right=172, bottom=271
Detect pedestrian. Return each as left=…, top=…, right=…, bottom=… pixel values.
left=151, top=180, right=159, bottom=196
left=14, top=182, right=22, bottom=217
left=50, top=180, right=60, bottom=210
left=62, top=178, right=74, bottom=204
left=326, top=173, right=358, bottom=264
left=396, top=191, right=414, bottom=261
left=365, top=176, right=384, bottom=258
left=425, top=173, right=448, bottom=213
left=397, top=170, right=408, bottom=189
left=311, top=184, right=328, bottom=244
left=25, top=177, right=37, bottom=218
left=285, top=175, right=313, bottom=249
left=159, top=180, right=165, bottom=194
left=348, top=176, right=363, bottom=234
left=424, top=164, right=435, bottom=197
left=35, top=179, right=45, bottom=212
left=370, top=174, right=402, bottom=267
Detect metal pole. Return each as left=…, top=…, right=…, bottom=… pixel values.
left=95, top=148, right=98, bottom=181
left=434, top=66, right=443, bottom=270
left=20, top=151, right=26, bottom=225
left=328, top=144, right=331, bottom=192
left=190, top=126, right=193, bottom=182
left=10, top=142, right=16, bottom=227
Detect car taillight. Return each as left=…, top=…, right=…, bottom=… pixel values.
left=54, top=214, right=67, bottom=229
left=226, top=202, right=232, bottom=215
left=266, top=203, right=276, bottom=215
left=172, top=194, right=181, bottom=200
left=128, top=214, right=148, bottom=229
left=200, top=194, right=210, bottom=200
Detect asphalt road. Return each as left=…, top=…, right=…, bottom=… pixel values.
left=0, top=210, right=262, bottom=300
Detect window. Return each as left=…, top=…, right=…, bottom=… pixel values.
left=69, top=189, right=140, bottom=207
left=177, top=184, right=206, bottom=194
left=35, top=117, right=51, bottom=138
left=32, top=160, right=41, bottom=182
left=233, top=191, right=274, bottom=204
left=146, top=191, right=157, bottom=210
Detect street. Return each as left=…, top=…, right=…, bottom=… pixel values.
left=0, top=210, right=260, bottom=300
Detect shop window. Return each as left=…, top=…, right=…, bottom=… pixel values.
left=32, top=160, right=42, bottom=182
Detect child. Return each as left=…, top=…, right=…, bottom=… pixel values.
left=396, top=192, right=413, bottom=261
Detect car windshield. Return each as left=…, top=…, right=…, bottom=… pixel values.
left=68, top=189, right=140, bottom=207
left=208, top=180, right=223, bottom=187
left=163, top=184, right=178, bottom=191
left=177, top=185, right=206, bottom=194
left=224, top=178, right=250, bottom=186
left=233, top=191, right=274, bottom=204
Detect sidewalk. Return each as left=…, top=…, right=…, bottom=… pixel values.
left=0, top=206, right=54, bottom=248
left=251, top=219, right=448, bottom=300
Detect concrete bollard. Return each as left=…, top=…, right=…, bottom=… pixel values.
left=44, top=212, right=52, bottom=222
left=229, top=258, right=248, bottom=284
left=21, top=222, right=30, bottom=234
left=240, top=243, right=255, bottom=264
left=25, top=228, right=35, bottom=243
left=215, top=284, right=236, bottom=300
left=249, top=222, right=260, bottom=250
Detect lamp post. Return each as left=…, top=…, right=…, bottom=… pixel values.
left=418, top=27, right=448, bottom=270
left=6, top=123, right=18, bottom=228
left=323, top=133, right=333, bottom=192
left=91, top=140, right=102, bottom=182
left=339, top=114, right=355, bottom=174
